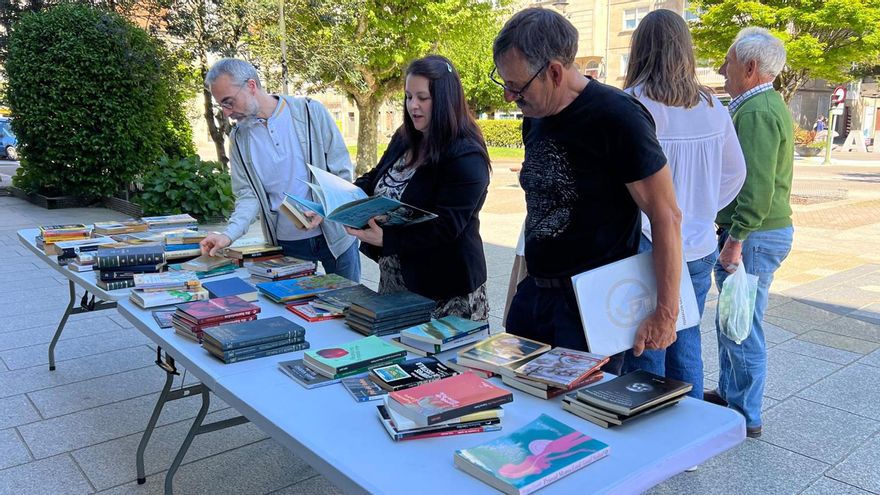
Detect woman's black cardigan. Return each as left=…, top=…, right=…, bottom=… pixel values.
left=354, top=133, right=490, bottom=301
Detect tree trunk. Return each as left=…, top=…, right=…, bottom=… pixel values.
left=199, top=57, right=229, bottom=165
left=354, top=94, right=381, bottom=177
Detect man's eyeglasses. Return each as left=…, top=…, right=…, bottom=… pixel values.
left=214, top=82, right=248, bottom=110
left=489, top=62, right=549, bottom=101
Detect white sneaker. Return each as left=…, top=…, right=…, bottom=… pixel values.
left=685, top=465, right=699, bottom=472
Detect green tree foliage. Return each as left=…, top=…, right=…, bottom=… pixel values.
left=691, top=0, right=880, bottom=102
left=7, top=4, right=186, bottom=200
left=138, top=155, right=233, bottom=219
left=251, top=0, right=501, bottom=175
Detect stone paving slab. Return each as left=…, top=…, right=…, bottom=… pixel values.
left=0, top=316, right=123, bottom=352
left=72, top=408, right=269, bottom=491
left=645, top=438, right=827, bottom=495
left=859, top=348, right=880, bottom=368
left=826, top=433, right=880, bottom=493
left=0, top=454, right=95, bottom=495
left=270, top=476, right=343, bottom=495
left=764, top=349, right=843, bottom=401
left=17, top=392, right=229, bottom=459
left=801, top=477, right=877, bottom=495
left=797, top=364, right=880, bottom=421
left=817, top=317, right=880, bottom=344
left=760, top=397, right=880, bottom=464
left=775, top=338, right=864, bottom=365
left=0, top=394, right=41, bottom=430
left=797, top=330, right=880, bottom=355
left=0, top=329, right=152, bottom=370
left=0, top=428, right=33, bottom=470
left=0, top=309, right=109, bottom=334
left=93, top=438, right=316, bottom=495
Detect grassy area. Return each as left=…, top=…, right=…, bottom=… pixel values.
left=346, top=144, right=523, bottom=163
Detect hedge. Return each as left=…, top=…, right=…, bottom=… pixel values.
left=477, top=119, right=523, bottom=148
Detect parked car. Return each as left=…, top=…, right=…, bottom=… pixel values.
left=0, top=117, right=18, bottom=160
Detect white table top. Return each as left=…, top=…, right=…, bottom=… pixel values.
left=115, top=272, right=746, bottom=495
left=17, top=228, right=129, bottom=301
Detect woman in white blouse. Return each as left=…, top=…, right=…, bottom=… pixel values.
left=622, top=9, right=747, bottom=399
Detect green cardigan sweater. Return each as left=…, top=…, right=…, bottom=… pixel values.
left=716, top=89, right=794, bottom=241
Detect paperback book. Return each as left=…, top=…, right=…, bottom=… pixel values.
left=400, top=316, right=491, bottom=345
left=256, top=274, right=358, bottom=303
left=574, top=369, right=692, bottom=417
left=130, top=288, right=209, bottom=308
left=457, top=333, right=551, bottom=375
left=369, top=357, right=457, bottom=392
left=513, top=348, right=608, bottom=389
left=285, top=301, right=343, bottom=322
left=279, top=359, right=347, bottom=389
left=377, top=404, right=502, bottom=442
left=341, top=374, right=387, bottom=402
left=303, top=335, right=406, bottom=378
left=387, top=371, right=513, bottom=427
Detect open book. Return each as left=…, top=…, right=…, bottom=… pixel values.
left=280, top=165, right=437, bottom=229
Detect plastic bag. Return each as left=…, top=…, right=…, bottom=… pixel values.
left=717, top=262, right=759, bottom=344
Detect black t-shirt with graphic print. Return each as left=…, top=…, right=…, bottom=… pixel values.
left=520, top=79, right=667, bottom=279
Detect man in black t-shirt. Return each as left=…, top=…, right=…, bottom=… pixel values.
left=492, top=8, right=683, bottom=361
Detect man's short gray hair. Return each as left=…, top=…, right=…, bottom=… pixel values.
left=205, top=58, right=262, bottom=88
left=493, top=7, right=579, bottom=74
left=731, top=27, right=786, bottom=78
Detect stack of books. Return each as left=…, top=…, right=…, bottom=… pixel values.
left=94, top=245, right=166, bottom=291
left=92, top=220, right=148, bottom=235
left=379, top=371, right=512, bottom=441
left=246, top=256, right=317, bottom=282
left=45, top=236, right=117, bottom=264
left=222, top=243, right=283, bottom=266
left=38, top=224, right=91, bottom=246
left=256, top=274, right=357, bottom=304
left=202, top=316, right=308, bottom=364
left=68, top=252, right=97, bottom=272
left=562, top=370, right=692, bottom=428
left=285, top=300, right=344, bottom=322
left=447, top=333, right=551, bottom=379
left=285, top=284, right=377, bottom=322
left=298, top=335, right=406, bottom=382
left=393, top=316, right=491, bottom=356
left=171, top=296, right=261, bottom=342
left=502, top=348, right=607, bottom=399
left=132, top=271, right=201, bottom=291
left=345, top=290, right=435, bottom=336
left=141, top=214, right=198, bottom=232
left=369, top=357, right=457, bottom=392
left=454, top=414, right=609, bottom=494
left=180, top=255, right=236, bottom=273
left=162, top=230, right=207, bottom=261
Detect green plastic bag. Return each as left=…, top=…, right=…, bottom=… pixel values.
left=718, top=263, right=759, bottom=344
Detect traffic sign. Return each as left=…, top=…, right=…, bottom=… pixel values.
left=832, top=85, right=847, bottom=105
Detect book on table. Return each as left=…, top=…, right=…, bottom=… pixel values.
left=346, top=289, right=436, bottom=320
left=382, top=398, right=504, bottom=432
left=561, top=392, right=685, bottom=428
left=180, top=255, right=235, bottom=272
left=202, top=277, right=259, bottom=302
left=245, top=256, right=317, bottom=278
left=203, top=339, right=309, bottom=364
left=341, top=374, right=387, bottom=402
left=456, top=333, right=552, bottom=376
left=285, top=301, right=343, bottom=322
left=369, top=356, right=457, bottom=392
left=98, top=263, right=165, bottom=282
left=570, top=251, right=700, bottom=357
left=279, top=358, right=346, bottom=389
left=344, top=310, right=433, bottom=337
left=513, top=348, right=608, bottom=390
left=303, top=335, right=406, bottom=378
left=501, top=372, right=604, bottom=400
left=96, top=245, right=165, bottom=269
left=454, top=414, right=610, bottom=495
left=313, top=284, right=378, bottom=313
left=376, top=402, right=502, bottom=442
left=168, top=262, right=236, bottom=279
left=44, top=236, right=117, bottom=257
left=386, top=371, right=513, bottom=428
left=573, top=369, right=692, bottom=417
left=222, top=243, right=283, bottom=260
left=133, top=271, right=201, bottom=291
left=174, top=296, right=261, bottom=327
left=256, top=274, right=358, bottom=303
left=281, top=164, right=438, bottom=229
left=397, top=329, right=490, bottom=355
left=164, top=230, right=207, bottom=245
left=92, top=220, right=148, bottom=235
left=151, top=310, right=175, bottom=329
left=141, top=214, right=198, bottom=231
left=202, top=316, right=305, bottom=352
left=130, top=288, right=209, bottom=308
left=400, top=316, right=491, bottom=345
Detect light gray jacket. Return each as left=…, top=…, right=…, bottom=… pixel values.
left=222, top=96, right=356, bottom=258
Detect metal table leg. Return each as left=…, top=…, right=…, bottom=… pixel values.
left=48, top=281, right=117, bottom=371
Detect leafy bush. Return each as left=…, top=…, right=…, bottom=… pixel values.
left=137, top=155, right=233, bottom=220
left=477, top=119, right=523, bottom=148
left=7, top=4, right=194, bottom=199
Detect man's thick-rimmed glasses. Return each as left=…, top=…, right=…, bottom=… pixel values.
left=489, top=62, right=548, bottom=101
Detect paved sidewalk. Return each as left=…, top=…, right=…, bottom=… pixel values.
left=0, top=160, right=879, bottom=494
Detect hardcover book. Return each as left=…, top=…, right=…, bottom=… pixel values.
left=96, top=279, right=136, bottom=291
left=204, top=340, right=309, bottom=364
left=341, top=374, right=387, bottom=402
left=256, top=274, right=358, bottom=303
left=175, top=296, right=261, bottom=324
left=285, top=301, right=343, bottom=322
left=172, top=313, right=258, bottom=334
left=222, top=243, right=282, bottom=259
left=400, top=316, right=491, bottom=345
left=99, top=264, right=165, bottom=281
left=513, top=348, right=608, bottom=389
left=129, top=288, right=209, bottom=308
left=501, top=372, right=604, bottom=400
left=457, top=333, right=551, bottom=375
left=314, top=284, right=379, bottom=312
left=303, top=335, right=406, bottom=377
left=387, top=371, right=513, bottom=427
left=454, top=414, right=610, bottom=495
left=202, top=316, right=305, bottom=351
left=281, top=165, right=438, bottom=229
left=181, top=255, right=234, bottom=272
left=96, top=245, right=165, bottom=269
left=575, top=369, right=692, bottom=416
left=562, top=394, right=685, bottom=428
left=347, top=290, right=436, bottom=320
left=246, top=256, right=316, bottom=277
left=369, top=357, right=457, bottom=392
left=202, top=277, right=259, bottom=302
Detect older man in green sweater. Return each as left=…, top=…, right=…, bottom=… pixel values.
left=704, top=27, right=794, bottom=439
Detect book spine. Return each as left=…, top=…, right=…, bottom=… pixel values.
left=335, top=351, right=408, bottom=374
left=189, top=315, right=259, bottom=332
left=206, top=329, right=307, bottom=351
left=219, top=341, right=310, bottom=364
left=520, top=448, right=610, bottom=495
left=208, top=337, right=306, bottom=359
left=190, top=308, right=262, bottom=326
left=96, top=250, right=164, bottom=268
left=96, top=279, right=136, bottom=290
left=395, top=424, right=502, bottom=442
left=427, top=393, right=513, bottom=426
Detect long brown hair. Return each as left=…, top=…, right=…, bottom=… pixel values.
left=624, top=9, right=712, bottom=108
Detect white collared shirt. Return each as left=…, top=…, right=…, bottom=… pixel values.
left=246, top=97, right=320, bottom=241
left=728, top=82, right=774, bottom=115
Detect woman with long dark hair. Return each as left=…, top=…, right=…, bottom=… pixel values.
left=622, top=10, right=746, bottom=398
left=349, top=55, right=491, bottom=320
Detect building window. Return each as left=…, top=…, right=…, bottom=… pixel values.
left=623, top=7, right=648, bottom=30
left=620, top=55, right=630, bottom=77
left=683, top=0, right=702, bottom=21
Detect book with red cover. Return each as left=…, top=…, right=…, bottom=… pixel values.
left=174, top=296, right=261, bottom=324
left=172, top=313, right=258, bottom=333
left=286, top=301, right=343, bottom=322
left=387, top=371, right=513, bottom=427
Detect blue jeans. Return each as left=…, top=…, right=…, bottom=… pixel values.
left=713, top=226, right=793, bottom=428
left=277, top=236, right=361, bottom=282
left=624, top=237, right=717, bottom=399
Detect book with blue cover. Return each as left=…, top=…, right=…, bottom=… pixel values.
left=341, top=373, right=387, bottom=402
left=348, top=290, right=436, bottom=320
left=314, top=284, right=378, bottom=312
left=256, top=274, right=358, bottom=303
left=454, top=414, right=610, bottom=495
left=202, top=316, right=305, bottom=351
left=281, top=165, right=437, bottom=229
left=202, top=277, right=258, bottom=302
left=204, top=340, right=310, bottom=364
left=401, top=316, right=491, bottom=345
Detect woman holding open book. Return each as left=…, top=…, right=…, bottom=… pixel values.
left=620, top=10, right=746, bottom=399
left=347, top=55, right=491, bottom=320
